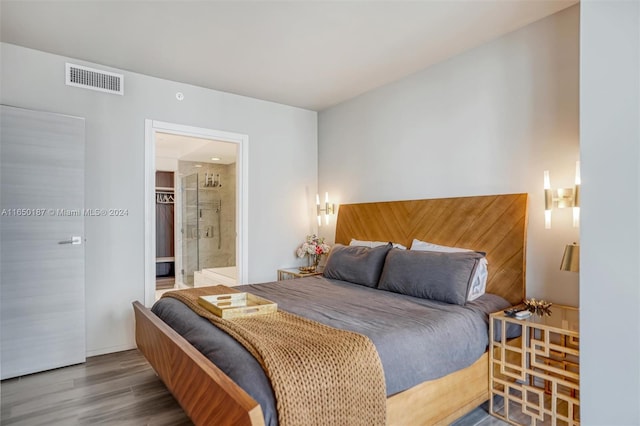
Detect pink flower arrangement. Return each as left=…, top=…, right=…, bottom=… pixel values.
left=296, top=234, right=331, bottom=258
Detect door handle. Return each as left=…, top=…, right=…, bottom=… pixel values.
left=58, top=236, right=82, bottom=245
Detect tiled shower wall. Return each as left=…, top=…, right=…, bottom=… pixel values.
left=178, top=161, right=236, bottom=283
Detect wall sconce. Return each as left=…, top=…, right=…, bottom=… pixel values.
left=560, top=242, right=579, bottom=272
left=543, top=161, right=580, bottom=229
left=316, top=192, right=335, bottom=226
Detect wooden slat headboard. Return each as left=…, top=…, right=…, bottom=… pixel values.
left=334, top=193, right=528, bottom=305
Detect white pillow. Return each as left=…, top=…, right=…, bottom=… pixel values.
left=350, top=238, right=407, bottom=250
left=410, top=239, right=488, bottom=301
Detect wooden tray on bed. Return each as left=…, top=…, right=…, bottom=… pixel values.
left=198, top=293, right=277, bottom=319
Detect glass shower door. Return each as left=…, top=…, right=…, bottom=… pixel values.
left=182, top=173, right=199, bottom=285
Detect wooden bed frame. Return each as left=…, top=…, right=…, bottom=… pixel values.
left=133, top=193, right=528, bottom=425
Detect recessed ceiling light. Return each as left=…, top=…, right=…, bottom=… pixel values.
left=194, top=164, right=202, bottom=168
left=211, top=157, right=221, bottom=161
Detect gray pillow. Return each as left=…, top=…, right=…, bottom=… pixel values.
left=377, top=249, right=483, bottom=305
left=323, top=243, right=392, bottom=287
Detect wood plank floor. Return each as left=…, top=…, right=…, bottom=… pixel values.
left=0, top=350, right=191, bottom=426
left=1, top=350, right=509, bottom=425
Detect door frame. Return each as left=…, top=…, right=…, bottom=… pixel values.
left=144, top=119, right=248, bottom=307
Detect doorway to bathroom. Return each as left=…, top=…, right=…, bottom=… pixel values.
left=144, top=120, right=248, bottom=307
left=157, top=133, right=238, bottom=290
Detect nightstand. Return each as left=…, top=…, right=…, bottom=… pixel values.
left=489, top=305, right=579, bottom=425
left=277, top=267, right=323, bottom=281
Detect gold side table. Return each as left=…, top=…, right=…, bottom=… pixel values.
left=277, top=267, right=323, bottom=281
left=489, top=305, right=580, bottom=425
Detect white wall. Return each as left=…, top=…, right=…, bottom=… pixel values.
left=580, top=1, right=640, bottom=423
left=319, top=5, right=580, bottom=306
left=156, top=157, right=178, bottom=172
left=0, top=43, right=318, bottom=356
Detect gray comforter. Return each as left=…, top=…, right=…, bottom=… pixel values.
left=152, top=276, right=511, bottom=426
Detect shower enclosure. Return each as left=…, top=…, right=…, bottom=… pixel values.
left=180, top=167, right=235, bottom=286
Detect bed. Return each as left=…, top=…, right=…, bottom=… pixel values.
left=133, top=193, right=528, bottom=425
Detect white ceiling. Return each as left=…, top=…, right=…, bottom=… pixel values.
left=155, top=133, right=237, bottom=165
left=0, top=0, right=577, bottom=111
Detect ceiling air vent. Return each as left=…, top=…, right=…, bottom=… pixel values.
left=65, top=63, right=124, bottom=95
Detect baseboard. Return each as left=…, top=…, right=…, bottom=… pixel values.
left=86, top=343, right=136, bottom=358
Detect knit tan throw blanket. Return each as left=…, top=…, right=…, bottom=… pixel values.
left=163, top=286, right=386, bottom=426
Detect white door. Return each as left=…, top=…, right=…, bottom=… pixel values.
left=1, top=105, right=86, bottom=379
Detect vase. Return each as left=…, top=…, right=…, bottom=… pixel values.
left=308, top=254, right=320, bottom=272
